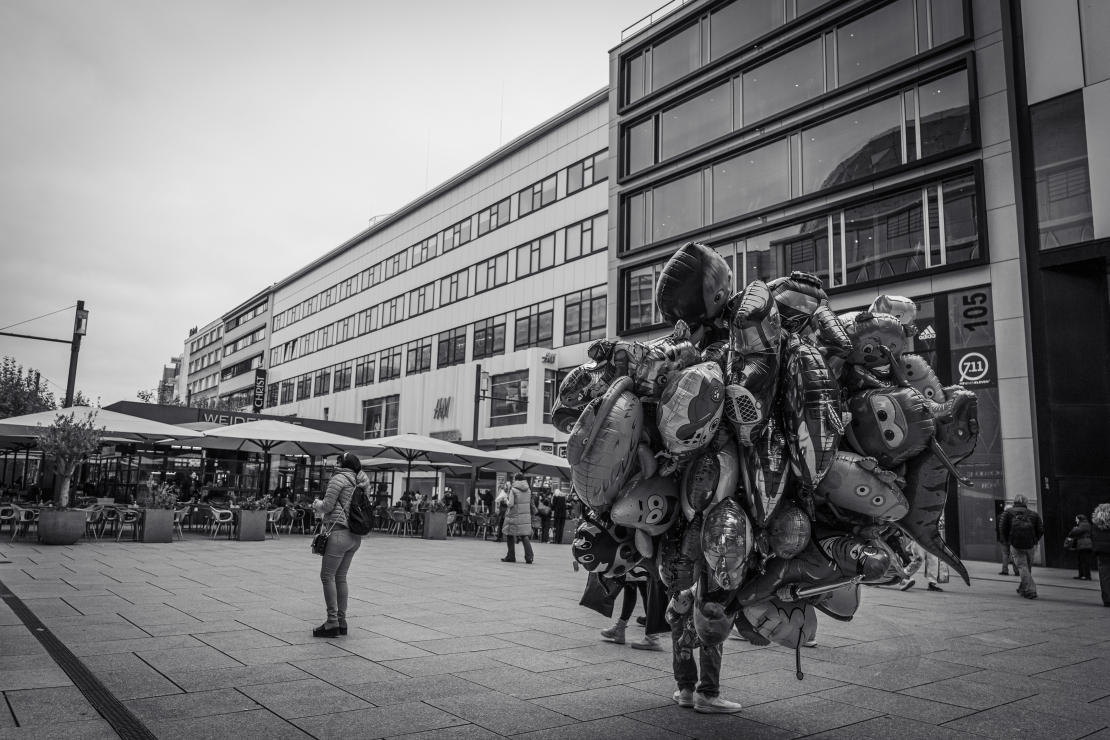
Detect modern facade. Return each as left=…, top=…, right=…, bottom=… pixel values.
left=216, top=289, right=271, bottom=410
left=181, top=317, right=224, bottom=404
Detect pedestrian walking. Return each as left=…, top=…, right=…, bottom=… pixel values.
left=494, top=484, right=509, bottom=543
left=1092, top=503, right=1110, bottom=607
left=997, top=500, right=1014, bottom=575
left=312, top=452, right=370, bottom=638
left=537, top=495, right=552, bottom=543
left=501, top=474, right=535, bottom=564
left=552, top=490, right=568, bottom=544
left=1067, top=514, right=1094, bottom=581
left=1000, top=494, right=1044, bottom=599
left=600, top=569, right=661, bottom=650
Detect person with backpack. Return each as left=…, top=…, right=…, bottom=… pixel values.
left=312, top=452, right=371, bottom=637
left=1067, top=514, right=1094, bottom=581
left=1000, top=494, right=1044, bottom=599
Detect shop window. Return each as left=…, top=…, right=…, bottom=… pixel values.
left=473, top=315, right=507, bottom=360
left=516, top=234, right=556, bottom=278
left=405, top=337, right=432, bottom=375
left=379, top=346, right=402, bottom=382
left=564, top=286, right=607, bottom=346
left=515, top=301, right=554, bottom=350
left=437, top=327, right=467, bottom=368
left=566, top=213, right=608, bottom=261
left=567, top=150, right=608, bottom=195
left=354, top=355, right=376, bottom=387
left=363, top=395, right=399, bottom=439
left=333, top=362, right=353, bottom=393
left=518, top=176, right=557, bottom=217
left=1030, top=92, right=1094, bottom=250
left=491, top=371, right=528, bottom=427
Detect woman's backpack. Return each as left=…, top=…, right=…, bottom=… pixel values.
left=346, top=476, right=374, bottom=536
left=1009, top=510, right=1037, bottom=550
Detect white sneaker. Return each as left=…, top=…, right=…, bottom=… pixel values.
left=673, top=688, right=694, bottom=708
left=899, top=578, right=916, bottom=591
left=694, top=693, right=743, bottom=713
left=600, top=623, right=626, bottom=644
left=804, top=634, right=817, bottom=648
left=631, top=634, right=663, bottom=651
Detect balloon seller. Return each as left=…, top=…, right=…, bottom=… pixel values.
left=560, top=243, right=979, bottom=715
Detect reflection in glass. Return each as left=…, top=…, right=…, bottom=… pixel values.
left=802, top=96, right=902, bottom=193
left=653, top=24, right=700, bottom=91
left=653, top=171, right=703, bottom=243
left=844, top=189, right=925, bottom=284
left=1030, top=92, right=1093, bottom=249
left=710, top=0, right=781, bottom=60
left=1080, top=0, right=1110, bottom=85
left=918, top=70, right=971, bottom=158
left=627, top=262, right=664, bottom=329
left=628, top=118, right=655, bottom=175
left=931, top=0, right=965, bottom=47
left=713, top=139, right=790, bottom=222
left=837, top=0, right=915, bottom=85
left=743, top=38, right=824, bottom=125
left=796, top=0, right=831, bottom=14
left=628, top=192, right=647, bottom=251
left=743, top=221, right=830, bottom=288
left=662, top=83, right=732, bottom=160
left=627, top=53, right=645, bottom=104
left=941, top=175, right=979, bottom=264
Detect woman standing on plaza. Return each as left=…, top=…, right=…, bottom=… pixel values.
left=1068, top=514, right=1094, bottom=580
left=501, top=474, right=535, bottom=564
left=313, top=452, right=370, bottom=637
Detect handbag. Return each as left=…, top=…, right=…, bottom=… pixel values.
left=1063, top=536, right=1076, bottom=551
left=579, top=572, right=618, bottom=618
left=310, top=481, right=353, bottom=556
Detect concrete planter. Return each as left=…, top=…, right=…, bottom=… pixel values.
left=141, top=509, right=174, bottom=543
left=422, top=511, right=448, bottom=540
left=38, top=510, right=86, bottom=546
left=237, top=510, right=267, bottom=541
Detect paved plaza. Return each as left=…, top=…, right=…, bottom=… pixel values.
left=0, top=533, right=1108, bottom=740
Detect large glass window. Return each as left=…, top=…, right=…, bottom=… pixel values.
left=379, top=346, right=402, bottom=382
left=743, top=38, right=825, bottom=125
left=440, top=268, right=469, bottom=306
left=280, top=379, right=294, bottom=404
left=313, top=368, right=331, bottom=398
left=355, top=354, right=375, bottom=387
left=405, top=337, right=432, bottom=375
left=653, top=170, right=703, bottom=243
left=515, top=301, right=554, bottom=350
left=491, top=371, right=529, bottom=427
left=710, top=0, right=783, bottom=61
left=713, top=139, right=790, bottom=222
left=437, top=327, right=467, bottom=368
left=518, top=176, right=556, bottom=217
left=333, top=361, right=353, bottom=393
left=474, top=253, right=510, bottom=293
left=442, top=218, right=472, bottom=252
left=564, top=287, right=607, bottom=346
left=1030, top=92, right=1094, bottom=250
left=477, top=198, right=511, bottom=236
left=662, top=82, right=733, bottom=160
left=801, top=96, right=902, bottom=193
left=473, top=315, right=507, bottom=360
left=628, top=118, right=655, bottom=176
left=939, top=174, right=979, bottom=265
left=408, top=283, right=434, bottom=318
left=838, top=0, right=916, bottom=86
left=626, top=261, right=665, bottom=330
left=296, top=374, right=312, bottom=401
left=566, top=213, right=608, bottom=261
left=516, top=234, right=556, bottom=278
left=653, top=23, right=700, bottom=90
left=266, top=383, right=279, bottom=408
left=843, top=189, right=925, bottom=284
left=567, top=151, right=608, bottom=195
left=363, top=395, right=399, bottom=439
left=918, top=70, right=971, bottom=159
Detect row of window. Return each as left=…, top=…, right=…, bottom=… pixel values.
left=189, top=325, right=223, bottom=356
left=219, top=388, right=255, bottom=409
left=225, top=301, right=267, bottom=333
left=624, top=169, right=981, bottom=331
left=624, top=66, right=972, bottom=252
left=220, top=354, right=264, bottom=382
left=265, top=288, right=606, bottom=408
left=1030, top=91, right=1095, bottom=251
left=225, top=326, right=265, bottom=356
left=188, top=346, right=221, bottom=375
left=624, top=0, right=966, bottom=175
left=271, top=150, right=608, bottom=335
left=269, top=213, right=609, bottom=368
left=187, top=371, right=219, bottom=396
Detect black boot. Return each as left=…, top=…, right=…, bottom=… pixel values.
left=313, top=623, right=340, bottom=638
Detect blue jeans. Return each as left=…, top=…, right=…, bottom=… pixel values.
left=320, top=527, right=361, bottom=625
left=671, top=616, right=721, bottom=697
left=1011, top=546, right=1036, bottom=596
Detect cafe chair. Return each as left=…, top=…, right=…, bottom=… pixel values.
left=0, top=505, right=14, bottom=537
left=9, top=505, right=37, bottom=542
left=265, top=509, right=281, bottom=540
left=80, top=507, right=101, bottom=541
left=388, top=509, right=412, bottom=537
left=115, top=509, right=141, bottom=542
left=474, top=514, right=491, bottom=540
left=446, top=511, right=459, bottom=537
left=209, top=507, right=234, bottom=539
left=285, top=508, right=307, bottom=535
left=173, top=508, right=188, bottom=541
left=99, top=507, right=120, bottom=539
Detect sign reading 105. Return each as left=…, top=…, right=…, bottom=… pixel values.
left=962, top=292, right=989, bottom=332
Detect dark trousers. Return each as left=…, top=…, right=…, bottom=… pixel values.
left=619, top=581, right=648, bottom=621
left=539, top=514, right=551, bottom=543
left=671, top=617, right=721, bottom=697
left=496, top=512, right=506, bottom=542
left=1077, top=550, right=1093, bottom=579
left=506, top=535, right=533, bottom=562
left=553, top=515, right=567, bottom=544
left=1098, top=553, right=1110, bottom=605
left=1011, top=546, right=1036, bottom=596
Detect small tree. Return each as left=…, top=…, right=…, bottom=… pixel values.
left=0, top=357, right=56, bottom=419
left=34, top=411, right=104, bottom=508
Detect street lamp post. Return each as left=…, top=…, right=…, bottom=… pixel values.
left=0, top=300, right=88, bottom=408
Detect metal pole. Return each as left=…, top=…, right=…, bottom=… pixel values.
left=64, top=300, right=84, bottom=408
left=471, top=363, right=482, bottom=506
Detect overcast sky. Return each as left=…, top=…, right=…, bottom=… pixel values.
left=0, top=0, right=655, bottom=407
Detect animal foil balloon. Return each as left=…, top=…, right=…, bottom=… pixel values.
left=739, top=403, right=792, bottom=527
left=611, top=475, right=681, bottom=536
left=657, top=362, right=725, bottom=460
left=590, top=322, right=701, bottom=400
left=726, top=280, right=782, bottom=444
left=766, top=272, right=827, bottom=334
left=870, top=295, right=917, bottom=325
left=655, top=243, right=732, bottom=326
left=816, top=533, right=892, bottom=582
left=781, top=333, right=844, bottom=492
left=571, top=520, right=637, bottom=577
left=658, top=515, right=702, bottom=591
left=816, top=451, right=909, bottom=521
left=844, top=386, right=935, bottom=468
left=568, top=377, right=643, bottom=511
left=701, top=498, right=753, bottom=590
left=842, top=312, right=912, bottom=386
left=899, top=354, right=946, bottom=402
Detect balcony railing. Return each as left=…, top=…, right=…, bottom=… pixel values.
left=621, top=0, right=696, bottom=41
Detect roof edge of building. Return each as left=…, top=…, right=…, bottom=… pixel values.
left=271, top=86, right=609, bottom=296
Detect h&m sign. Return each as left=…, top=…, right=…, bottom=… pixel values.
left=433, top=397, right=452, bottom=420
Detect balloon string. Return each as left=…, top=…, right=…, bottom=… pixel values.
left=795, top=629, right=805, bottom=681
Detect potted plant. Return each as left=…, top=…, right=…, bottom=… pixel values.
left=423, top=501, right=448, bottom=541
left=237, top=495, right=271, bottom=541
left=34, top=411, right=103, bottom=545
left=137, top=480, right=177, bottom=543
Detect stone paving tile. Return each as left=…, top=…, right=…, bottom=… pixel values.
left=899, top=675, right=1036, bottom=709
left=291, top=701, right=469, bottom=739
left=223, top=642, right=350, bottom=665
left=163, top=663, right=312, bottom=692
left=68, top=634, right=204, bottom=657
left=627, top=705, right=798, bottom=740
left=543, top=659, right=671, bottom=688
left=429, top=691, right=578, bottom=736
left=800, top=656, right=983, bottom=691
left=531, top=684, right=671, bottom=720
left=123, top=688, right=260, bottom=721
left=0, top=668, right=72, bottom=692
left=0, top=635, right=46, bottom=657
left=345, top=674, right=489, bottom=706
left=942, top=703, right=1105, bottom=739
left=237, top=677, right=371, bottom=719
left=848, top=714, right=988, bottom=740
left=146, top=707, right=313, bottom=740
left=334, top=636, right=435, bottom=661
left=818, top=684, right=976, bottom=723
left=491, top=647, right=591, bottom=672
left=956, top=668, right=1110, bottom=702
left=718, top=668, right=846, bottom=706
left=137, top=645, right=244, bottom=673
left=355, top=616, right=456, bottom=642
left=378, top=652, right=505, bottom=677
left=5, top=687, right=98, bottom=726
left=495, top=630, right=595, bottom=651
left=741, top=694, right=885, bottom=735
left=453, top=665, right=583, bottom=700
left=0, top=719, right=121, bottom=740
left=406, top=635, right=518, bottom=655
left=381, top=724, right=505, bottom=740
left=291, top=655, right=408, bottom=686
left=193, top=629, right=289, bottom=651
left=92, top=664, right=182, bottom=701
left=510, top=715, right=686, bottom=740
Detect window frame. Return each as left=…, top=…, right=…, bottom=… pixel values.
left=490, top=370, right=529, bottom=427
left=563, top=285, right=608, bottom=346
left=437, top=326, right=468, bottom=369
left=473, top=315, right=507, bottom=360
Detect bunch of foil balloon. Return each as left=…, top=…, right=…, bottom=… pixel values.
left=559, top=243, right=979, bottom=672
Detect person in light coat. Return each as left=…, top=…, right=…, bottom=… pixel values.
left=501, top=474, right=535, bottom=564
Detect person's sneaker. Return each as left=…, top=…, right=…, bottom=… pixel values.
left=631, top=634, right=663, bottom=651
left=673, top=688, right=694, bottom=708
left=999, top=570, right=1010, bottom=576
left=1025, top=592, right=1038, bottom=599
left=500, top=556, right=516, bottom=563
left=600, top=623, right=626, bottom=644
left=927, top=583, right=943, bottom=592
left=899, top=578, right=916, bottom=591
left=694, top=693, right=743, bottom=714
left=1073, top=576, right=1084, bottom=580
left=803, top=634, right=817, bottom=648
left=636, top=616, right=646, bottom=626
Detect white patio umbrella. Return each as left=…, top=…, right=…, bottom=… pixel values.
left=359, top=433, right=505, bottom=491
left=0, top=407, right=199, bottom=443
left=481, top=447, right=571, bottom=479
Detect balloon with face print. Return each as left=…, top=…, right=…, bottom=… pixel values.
left=655, top=243, right=733, bottom=326
left=611, top=475, right=681, bottom=536
left=816, top=533, right=892, bottom=582
left=571, top=520, right=638, bottom=577
left=726, top=280, right=781, bottom=444
left=568, top=377, right=643, bottom=512
left=845, top=386, right=935, bottom=468
left=816, top=450, right=909, bottom=521
left=843, top=312, right=911, bottom=368
left=658, top=362, right=725, bottom=460
left=899, top=354, right=946, bottom=403
left=870, top=295, right=917, bottom=325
